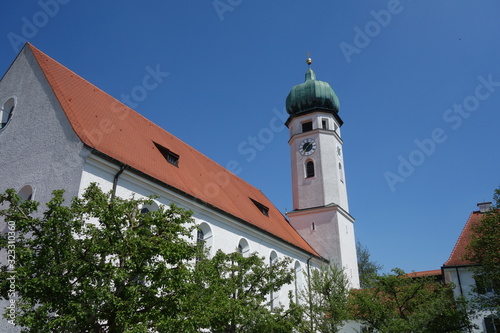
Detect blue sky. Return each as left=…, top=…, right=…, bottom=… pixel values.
left=1, top=1, right=499, bottom=274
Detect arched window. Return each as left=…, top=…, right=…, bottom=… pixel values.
left=18, top=185, right=33, bottom=201
left=3, top=185, right=32, bottom=234
left=1, top=98, right=15, bottom=130
left=294, top=261, right=303, bottom=302
left=269, top=251, right=279, bottom=309
left=195, top=223, right=213, bottom=260
left=306, top=160, right=315, bottom=178
left=196, top=229, right=205, bottom=262
left=485, top=316, right=500, bottom=332
left=139, top=201, right=159, bottom=234
left=269, top=251, right=278, bottom=265
left=140, top=201, right=159, bottom=214
left=237, top=238, right=250, bottom=257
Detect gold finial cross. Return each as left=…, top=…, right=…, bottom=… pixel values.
left=306, top=51, right=312, bottom=67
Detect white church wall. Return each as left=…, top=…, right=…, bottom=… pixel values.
left=79, top=154, right=323, bottom=309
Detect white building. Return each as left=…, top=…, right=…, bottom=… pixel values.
left=442, top=202, right=499, bottom=333
left=0, top=44, right=359, bottom=331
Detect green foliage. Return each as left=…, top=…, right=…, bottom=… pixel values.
left=298, top=265, right=351, bottom=333
left=186, top=250, right=300, bottom=333
left=349, top=268, right=474, bottom=333
left=0, top=184, right=198, bottom=332
left=465, top=187, right=500, bottom=317
left=0, top=184, right=301, bottom=332
left=356, top=241, right=382, bottom=289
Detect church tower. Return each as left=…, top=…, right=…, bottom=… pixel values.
left=286, top=59, right=359, bottom=288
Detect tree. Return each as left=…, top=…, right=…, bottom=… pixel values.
left=356, top=241, right=382, bottom=289
left=0, top=183, right=199, bottom=332
left=0, top=184, right=302, bottom=332
left=465, top=187, right=500, bottom=317
left=298, top=265, right=351, bottom=333
left=185, top=250, right=301, bottom=333
left=349, top=268, right=475, bottom=333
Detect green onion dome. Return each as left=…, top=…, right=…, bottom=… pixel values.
left=286, top=68, right=340, bottom=116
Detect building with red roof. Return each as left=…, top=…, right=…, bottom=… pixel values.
left=442, top=202, right=498, bottom=332
left=0, top=44, right=360, bottom=331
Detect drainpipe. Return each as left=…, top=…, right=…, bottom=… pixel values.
left=111, top=164, right=126, bottom=199
left=307, top=257, right=313, bottom=333
left=455, top=267, right=464, bottom=296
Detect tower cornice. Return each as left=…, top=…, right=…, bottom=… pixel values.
left=286, top=203, right=355, bottom=223
left=285, top=107, right=344, bottom=128
left=288, top=127, right=343, bottom=145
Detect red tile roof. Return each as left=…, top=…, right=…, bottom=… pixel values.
left=406, top=269, right=443, bottom=278
left=443, top=211, right=484, bottom=267
left=26, top=43, right=319, bottom=257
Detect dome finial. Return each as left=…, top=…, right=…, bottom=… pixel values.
left=286, top=55, right=340, bottom=116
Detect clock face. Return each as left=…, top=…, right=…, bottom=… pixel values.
left=299, top=138, right=317, bottom=156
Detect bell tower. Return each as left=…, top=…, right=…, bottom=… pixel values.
left=286, top=58, right=359, bottom=288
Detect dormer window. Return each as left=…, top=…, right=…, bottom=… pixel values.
left=153, top=142, right=179, bottom=167
left=166, top=152, right=179, bottom=166
left=250, top=198, right=269, bottom=217
left=301, top=121, right=312, bottom=133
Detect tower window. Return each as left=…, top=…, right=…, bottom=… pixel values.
left=339, top=163, right=344, bottom=182
left=301, top=121, right=313, bottom=132
left=306, top=161, right=315, bottom=178
left=321, top=119, right=328, bottom=129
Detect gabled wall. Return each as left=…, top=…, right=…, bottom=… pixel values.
left=0, top=46, right=89, bottom=332
left=0, top=45, right=89, bottom=206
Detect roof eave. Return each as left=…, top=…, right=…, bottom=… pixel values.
left=86, top=146, right=324, bottom=260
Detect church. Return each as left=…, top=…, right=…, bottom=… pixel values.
left=0, top=43, right=359, bottom=331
